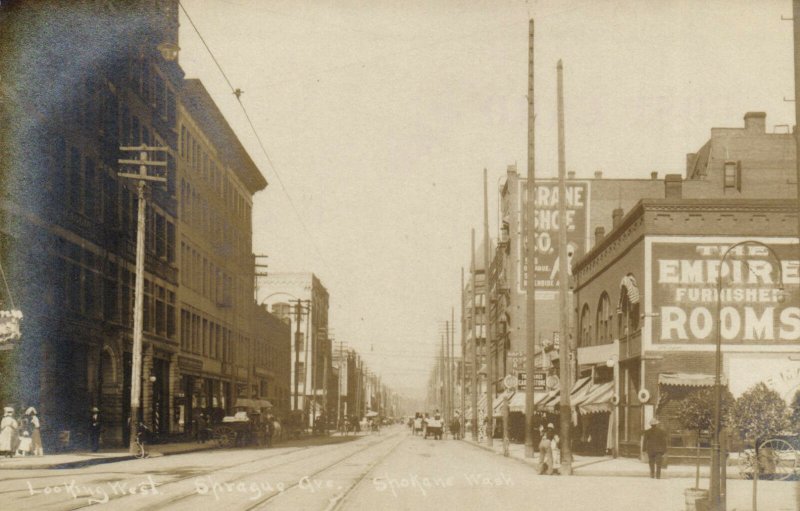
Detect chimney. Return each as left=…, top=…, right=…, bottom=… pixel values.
left=594, top=226, right=605, bottom=246
left=651, top=171, right=658, bottom=180
left=612, top=208, right=624, bottom=228
left=567, top=171, right=575, bottom=180
left=743, top=112, right=766, bottom=134
left=685, top=152, right=697, bottom=175
left=664, top=174, right=683, bottom=199
left=594, top=171, right=603, bottom=179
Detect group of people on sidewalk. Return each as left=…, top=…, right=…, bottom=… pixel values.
left=0, top=406, right=43, bottom=457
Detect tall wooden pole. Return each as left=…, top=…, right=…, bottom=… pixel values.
left=524, top=17, right=538, bottom=459
left=129, top=180, right=145, bottom=453
left=556, top=59, right=573, bottom=475
left=450, top=306, right=455, bottom=430
left=461, top=267, right=466, bottom=439
left=471, top=229, right=478, bottom=441
left=484, top=167, right=493, bottom=447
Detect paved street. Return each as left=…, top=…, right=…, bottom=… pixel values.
left=0, top=427, right=797, bottom=511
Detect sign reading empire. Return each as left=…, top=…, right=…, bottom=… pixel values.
left=518, top=180, right=589, bottom=295
left=651, top=240, right=800, bottom=345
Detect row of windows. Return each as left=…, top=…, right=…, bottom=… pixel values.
left=579, top=280, right=641, bottom=348
left=179, top=178, right=249, bottom=261
left=50, top=243, right=176, bottom=340
left=179, top=308, right=232, bottom=362
left=179, top=124, right=252, bottom=226
left=128, top=55, right=177, bottom=127
left=54, top=141, right=176, bottom=265
left=179, top=241, right=233, bottom=307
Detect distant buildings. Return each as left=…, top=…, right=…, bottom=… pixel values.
left=466, top=112, right=800, bottom=455
left=260, top=272, right=330, bottom=425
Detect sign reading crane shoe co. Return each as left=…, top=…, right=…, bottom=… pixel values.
left=646, top=237, right=799, bottom=347
left=517, top=180, right=590, bottom=298
left=0, top=309, right=22, bottom=345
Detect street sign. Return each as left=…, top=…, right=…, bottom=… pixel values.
left=503, top=374, right=518, bottom=390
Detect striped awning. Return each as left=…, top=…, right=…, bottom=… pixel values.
left=577, top=381, right=615, bottom=415
left=540, top=377, right=592, bottom=413
left=658, top=373, right=726, bottom=387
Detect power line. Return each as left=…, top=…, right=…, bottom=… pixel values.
left=178, top=1, right=333, bottom=276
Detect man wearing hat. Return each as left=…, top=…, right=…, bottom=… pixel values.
left=642, top=417, right=667, bottom=479
left=0, top=406, right=20, bottom=457
left=89, top=407, right=101, bottom=452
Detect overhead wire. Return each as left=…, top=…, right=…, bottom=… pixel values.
left=178, top=1, right=333, bottom=276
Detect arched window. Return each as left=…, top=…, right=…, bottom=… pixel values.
left=579, top=304, right=592, bottom=347
left=596, top=292, right=612, bottom=344
left=617, top=274, right=640, bottom=337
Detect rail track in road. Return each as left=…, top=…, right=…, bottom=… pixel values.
left=241, top=430, right=406, bottom=511
left=0, top=434, right=374, bottom=510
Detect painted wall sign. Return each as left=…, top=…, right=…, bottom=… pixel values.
left=649, top=239, right=800, bottom=345
left=517, top=180, right=590, bottom=298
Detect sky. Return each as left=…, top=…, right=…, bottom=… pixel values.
left=177, top=0, right=796, bottom=400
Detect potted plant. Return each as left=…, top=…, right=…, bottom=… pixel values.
left=675, top=386, right=733, bottom=511
left=730, top=382, right=789, bottom=511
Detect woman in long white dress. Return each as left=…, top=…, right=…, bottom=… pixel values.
left=0, top=407, right=20, bottom=457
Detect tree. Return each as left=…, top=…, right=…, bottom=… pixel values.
left=790, top=390, right=800, bottom=435
left=676, top=386, right=734, bottom=489
left=730, top=382, right=789, bottom=444
left=730, top=383, right=790, bottom=511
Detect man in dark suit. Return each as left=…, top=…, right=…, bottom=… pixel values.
left=642, top=418, right=668, bottom=479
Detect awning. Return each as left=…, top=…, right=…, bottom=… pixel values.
left=234, top=398, right=273, bottom=409
left=540, top=377, right=592, bottom=413
left=658, top=373, right=726, bottom=387
left=577, top=381, right=615, bottom=415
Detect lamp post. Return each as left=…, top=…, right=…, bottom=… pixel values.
left=711, top=240, right=783, bottom=511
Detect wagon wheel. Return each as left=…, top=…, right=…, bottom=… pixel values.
left=757, top=439, right=797, bottom=481
left=214, top=426, right=235, bottom=448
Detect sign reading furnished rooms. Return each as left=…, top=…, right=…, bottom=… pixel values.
left=648, top=237, right=800, bottom=345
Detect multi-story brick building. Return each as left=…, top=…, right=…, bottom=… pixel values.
left=0, top=0, right=185, bottom=447
left=260, top=272, right=330, bottom=426
left=174, top=78, right=267, bottom=436
left=250, top=305, right=291, bottom=419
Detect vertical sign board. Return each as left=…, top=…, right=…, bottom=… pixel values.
left=339, top=358, right=348, bottom=397
left=649, top=238, right=800, bottom=346
left=517, top=179, right=590, bottom=299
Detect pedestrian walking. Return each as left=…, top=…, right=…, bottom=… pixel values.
left=265, top=414, right=274, bottom=447
left=196, top=412, right=208, bottom=444
left=450, top=414, right=461, bottom=440
left=25, top=407, right=43, bottom=456
left=89, top=407, right=101, bottom=452
left=642, top=417, right=667, bottom=479
left=0, top=406, right=20, bottom=457
left=538, top=424, right=556, bottom=475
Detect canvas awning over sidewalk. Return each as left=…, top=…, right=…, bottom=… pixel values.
left=658, top=372, right=726, bottom=387
left=540, top=377, right=592, bottom=413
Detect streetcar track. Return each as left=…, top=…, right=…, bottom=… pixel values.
left=240, top=431, right=404, bottom=511
left=134, top=433, right=395, bottom=511
left=326, top=431, right=406, bottom=511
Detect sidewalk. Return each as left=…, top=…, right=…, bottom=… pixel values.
left=0, top=439, right=219, bottom=470
left=462, top=437, right=736, bottom=479
left=0, top=430, right=367, bottom=470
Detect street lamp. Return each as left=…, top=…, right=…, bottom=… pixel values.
left=711, top=240, right=784, bottom=511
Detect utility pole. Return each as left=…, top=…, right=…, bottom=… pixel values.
left=450, top=306, right=455, bottom=430
left=484, top=167, right=493, bottom=447
left=471, top=229, right=478, bottom=442
left=118, top=145, right=167, bottom=455
left=461, top=267, right=466, bottom=439
left=556, top=59, right=573, bottom=475
left=524, top=17, right=538, bottom=460
left=337, top=339, right=343, bottom=426
left=293, top=299, right=304, bottom=412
